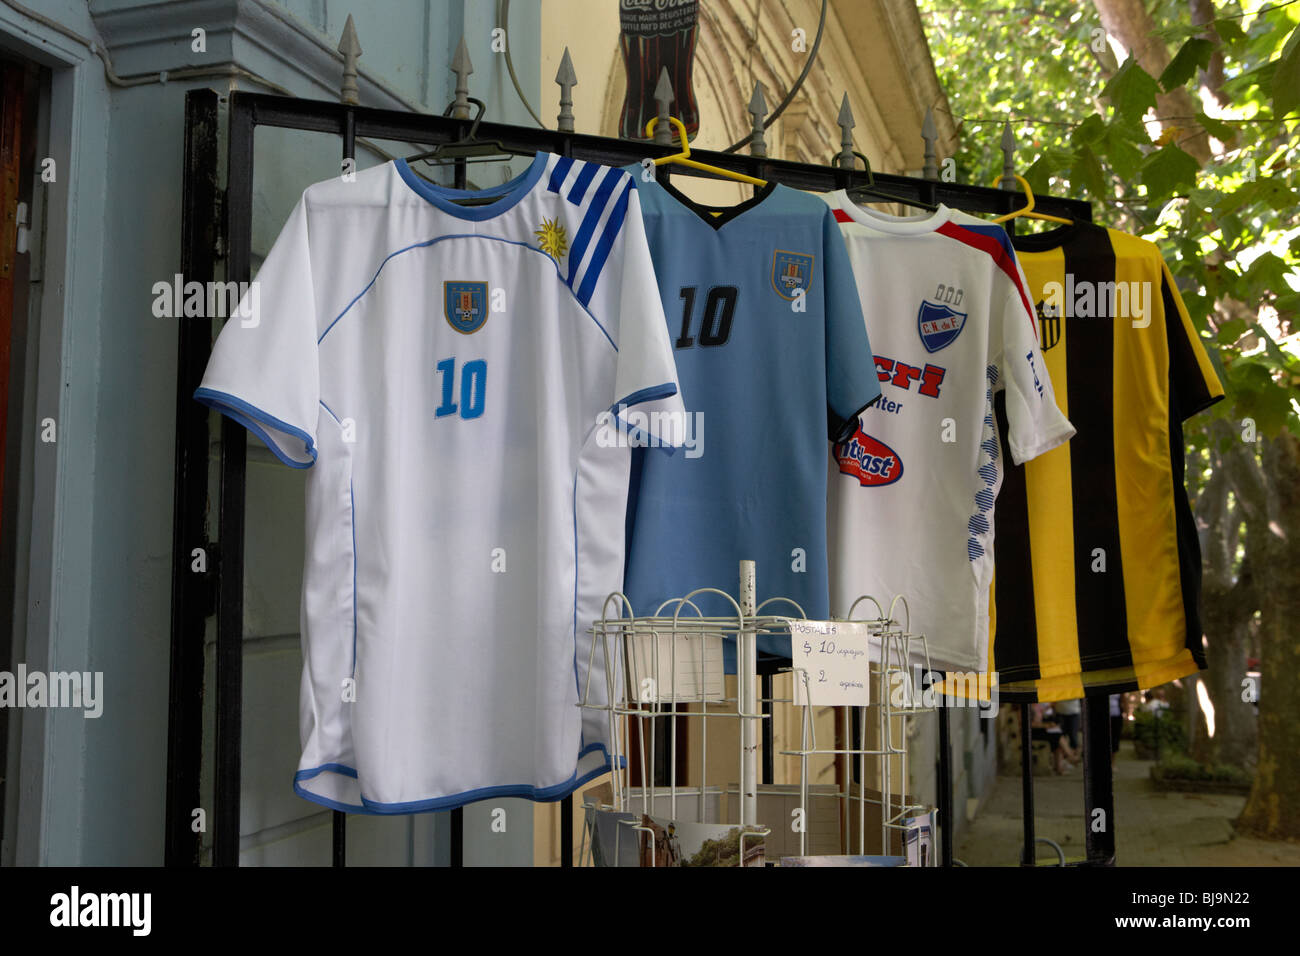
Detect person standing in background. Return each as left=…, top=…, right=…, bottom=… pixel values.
left=1054, top=698, right=1082, bottom=765
left=1109, top=694, right=1124, bottom=768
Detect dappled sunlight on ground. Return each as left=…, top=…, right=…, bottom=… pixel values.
left=956, top=741, right=1300, bottom=866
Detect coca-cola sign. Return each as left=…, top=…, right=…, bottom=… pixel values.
left=618, top=0, right=699, bottom=139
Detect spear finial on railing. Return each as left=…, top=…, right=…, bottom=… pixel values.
left=748, top=81, right=768, bottom=158
left=1001, top=119, right=1016, bottom=189
left=921, top=106, right=938, bottom=181
left=451, top=35, right=473, bottom=119
left=653, top=68, right=674, bottom=144
left=555, top=47, right=577, bottom=133
left=836, top=93, right=855, bottom=170
left=338, top=14, right=362, bottom=105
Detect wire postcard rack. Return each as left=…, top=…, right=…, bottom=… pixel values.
left=782, top=595, right=937, bottom=861
left=577, top=563, right=937, bottom=866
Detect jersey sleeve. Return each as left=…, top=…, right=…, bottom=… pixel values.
left=1160, top=258, right=1225, bottom=419
left=993, top=250, right=1076, bottom=465
left=194, top=195, right=320, bottom=467
left=822, top=208, right=882, bottom=443
left=599, top=183, right=686, bottom=445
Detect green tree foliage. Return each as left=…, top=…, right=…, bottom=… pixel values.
left=917, top=0, right=1299, bottom=838
left=919, top=1, right=1297, bottom=419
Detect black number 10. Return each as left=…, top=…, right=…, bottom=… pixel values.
left=675, top=285, right=738, bottom=349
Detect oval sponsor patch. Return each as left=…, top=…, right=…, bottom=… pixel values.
left=835, top=425, right=903, bottom=487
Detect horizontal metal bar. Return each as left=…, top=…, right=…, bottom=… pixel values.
left=231, top=92, right=1092, bottom=221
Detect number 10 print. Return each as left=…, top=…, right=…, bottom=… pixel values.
left=435, top=358, right=487, bottom=420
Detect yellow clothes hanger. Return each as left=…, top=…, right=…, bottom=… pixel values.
left=643, top=116, right=767, bottom=186
left=991, top=174, right=1072, bottom=225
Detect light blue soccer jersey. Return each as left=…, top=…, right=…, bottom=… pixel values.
left=623, top=174, right=881, bottom=662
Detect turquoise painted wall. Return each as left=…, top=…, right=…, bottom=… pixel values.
left=6, top=0, right=545, bottom=865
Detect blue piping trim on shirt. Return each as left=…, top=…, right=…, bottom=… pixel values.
left=317, top=235, right=619, bottom=352
left=612, top=383, right=681, bottom=449
left=572, top=476, right=582, bottom=753
left=319, top=400, right=343, bottom=425
left=350, top=475, right=358, bottom=677
left=615, top=383, right=678, bottom=409
left=291, top=748, right=625, bottom=814
left=194, top=387, right=316, bottom=468
left=297, top=762, right=359, bottom=780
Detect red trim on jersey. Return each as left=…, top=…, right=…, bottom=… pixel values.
left=935, top=220, right=1038, bottom=341
left=833, top=208, right=853, bottom=223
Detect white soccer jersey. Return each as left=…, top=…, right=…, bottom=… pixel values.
left=824, top=193, right=1074, bottom=672
left=196, top=153, right=683, bottom=812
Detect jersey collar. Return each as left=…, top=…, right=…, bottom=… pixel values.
left=831, top=190, right=954, bottom=235
left=393, top=150, right=549, bottom=221
left=1009, top=221, right=1090, bottom=252
left=653, top=176, right=778, bottom=230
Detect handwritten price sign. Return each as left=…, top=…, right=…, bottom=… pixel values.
left=787, top=620, right=871, bottom=707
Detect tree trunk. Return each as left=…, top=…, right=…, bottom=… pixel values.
left=1189, top=0, right=1230, bottom=110
left=1092, top=0, right=1212, bottom=163
left=1197, top=606, right=1256, bottom=768
left=1237, top=431, right=1300, bottom=839
left=1191, top=428, right=1257, bottom=768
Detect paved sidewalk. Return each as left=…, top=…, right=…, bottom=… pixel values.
left=955, top=741, right=1300, bottom=866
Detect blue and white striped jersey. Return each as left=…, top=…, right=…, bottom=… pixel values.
left=197, top=153, right=683, bottom=812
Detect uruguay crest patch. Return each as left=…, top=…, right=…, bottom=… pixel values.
left=917, top=299, right=967, bottom=352
left=444, top=281, right=489, bottom=334
left=771, top=250, right=814, bottom=301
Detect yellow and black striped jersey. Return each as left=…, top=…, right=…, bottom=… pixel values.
left=989, top=223, right=1224, bottom=702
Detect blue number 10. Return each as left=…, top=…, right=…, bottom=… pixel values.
left=435, top=358, right=487, bottom=420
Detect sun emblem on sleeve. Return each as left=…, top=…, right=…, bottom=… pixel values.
left=534, top=218, right=568, bottom=262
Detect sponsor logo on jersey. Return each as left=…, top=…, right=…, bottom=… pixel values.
left=444, top=281, right=489, bottom=334
left=834, top=424, right=903, bottom=487
left=771, top=250, right=814, bottom=301
left=917, top=299, right=967, bottom=352
left=873, top=355, right=947, bottom=398
left=1025, top=349, right=1045, bottom=398
left=1035, top=299, right=1061, bottom=351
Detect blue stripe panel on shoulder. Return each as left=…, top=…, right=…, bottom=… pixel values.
left=576, top=178, right=632, bottom=307
left=547, top=155, right=574, bottom=193
left=567, top=161, right=599, bottom=204
left=566, top=168, right=621, bottom=286
left=954, top=222, right=1016, bottom=260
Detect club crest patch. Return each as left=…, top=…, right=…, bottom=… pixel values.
left=444, top=281, right=489, bottom=334
left=834, top=423, right=903, bottom=487
left=772, top=250, right=814, bottom=301
left=1036, top=299, right=1061, bottom=352
left=917, top=300, right=967, bottom=352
